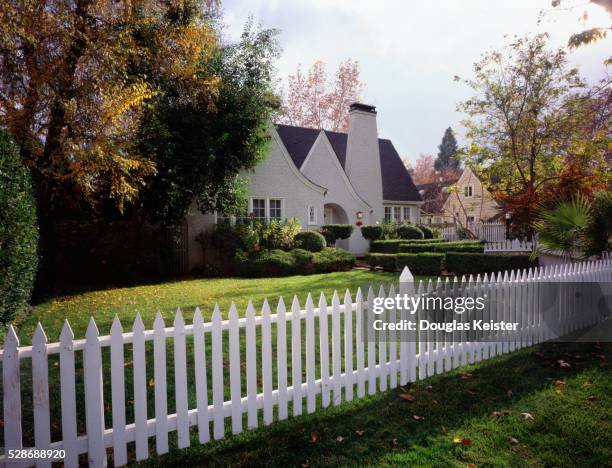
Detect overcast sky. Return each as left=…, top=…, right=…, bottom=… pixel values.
left=222, top=0, right=611, bottom=163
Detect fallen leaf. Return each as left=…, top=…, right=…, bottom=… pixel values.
left=301, top=463, right=309, bottom=468
left=553, top=380, right=566, bottom=386
left=413, top=415, right=424, bottom=421
left=462, top=438, right=472, bottom=446
left=555, top=389, right=562, bottom=395
left=587, top=395, right=598, bottom=402
left=426, top=385, right=433, bottom=391
left=400, top=393, right=416, bottom=402
left=467, top=389, right=478, bottom=395
left=509, top=437, right=519, bottom=445
left=392, top=438, right=399, bottom=447
left=432, top=399, right=439, bottom=405
left=310, top=432, right=319, bottom=443
left=520, top=412, right=534, bottom=420
left=507, top=390, right=513, bottom=398
left=460, top=373, right=473, bottom=379
left=467, top=464, right=476, bottom=468
left=557, top=360, right=571, bottom=368
left=336, top=436, right=344, bottom=442
left=493, top=410, right=511, bottom=418
left=441, top=426, right=448, bottom=433
left=355, top=429, right=365, bottom=436
left=453, top=437, right=462, bottom=444
left=148, top=378, right=155, bottom=387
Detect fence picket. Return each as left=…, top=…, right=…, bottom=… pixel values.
left=277, top=298, right=288, bottom=420
left=229, top=304, right=243, bottom=434
left=291, top=296, right=303, bottom=416
left=367, top=286, right=376, bottom=394
left=211, top=305, right=224, bottom=439
left=387, top=285, right=398, bottom=389
left=174, top=309, right=189, bottom=448
left=153, top=312, right=169, bottom=454
left=319, top=293, right=331, bottom=407
left=355, top=288, right=366, bottom=397
left=344, top=289, right=355, bottom=400
left=83, top=318, right=107, bottom=468
left=377, top=285, right=387, bottom=391
left=246, top=301, right=258, bottom=428
left=132, top=313, right=148, bottom=460
left=305, top=294, right=316, bottom=413
left=110, top=316, right=128, bottom=465
left=331, top=291, right=342, bottom=405
left=32, top=324, right=51, bottom=468
left=193, top=307, right=210, bottom=443
left=417, top=281, right=426, bottom=379
left=59, top=321, right=78, bottom=468
left=262, top=299, right=273, bottom=425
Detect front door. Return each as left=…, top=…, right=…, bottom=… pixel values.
left=324, top=207, right=333, bottom=224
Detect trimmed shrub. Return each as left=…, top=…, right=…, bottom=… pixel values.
left=418, top=225, right=434, bottom=239
left=399, top=243, right=440, bottom=253
left=433, top=242, right=485, bottom=253
left=321, top=224, right=353, bottom=244
left=396, top=253, right=444, bottom=276
left=365, top=253, right=397, bottom=272
left=295, top=231, right=326, bottom=252
left=0, top=130, right=38, bottom=325
left=312, top=248, right=355, bottom=273
left=445, top=253, right=538, bottom=275
left=400, top=238, right=448, bottom=244
left=370, top=240, right=404, bottom=253
left=361, top=225, right=383, bottom=241
left=396, top=224, right=424, bottom=239
left=291, top=248, right=314, bottom=269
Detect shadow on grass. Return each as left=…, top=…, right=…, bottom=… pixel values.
left=137, top=342, right=610, bottom=467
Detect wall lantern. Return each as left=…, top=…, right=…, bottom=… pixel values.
left=356, top=211, right=364, bottom=220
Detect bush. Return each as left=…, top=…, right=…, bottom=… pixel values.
left=399, top=243, right=441, bottom=253
left=396, top=224, right=424, bottom=239
left=370, top=240, right=404, bottom=253
left=381, top=221, right=398, bottom=239
left=312, top=248, right=355, bottom=273
left=0, top=130, right=38, bottom=325
left=361, top=225, right=383, bottom=241
left=237, top=247, right=354, bottom=277
left=445, top=253, right=538, bottom=275
left=418, top=225, right=434, bottom=239
left=295, top=231, right=326, bottom=252
left=433, top=242, right=485, bottom=253
left=321, top=224, right=353, bottom=244
left=396, top=253, right=444, bottom=276
left=365, top=253, right=397, bottom=272
left=400, top=238, right=448, bottom=244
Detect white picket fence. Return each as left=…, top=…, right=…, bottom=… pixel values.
left=485, top=239, right=537, bottom=253
left=1, top=254, right=611, bottom=467
left=441, top=222, right=507, bottom=242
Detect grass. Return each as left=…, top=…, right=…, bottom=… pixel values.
left=140, top=342, right=611, bottom=467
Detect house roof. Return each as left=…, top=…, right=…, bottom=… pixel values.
left=275, top=124, right=422, bottom=203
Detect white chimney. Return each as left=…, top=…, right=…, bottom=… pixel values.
left=345, top=103, right=383, bottom=223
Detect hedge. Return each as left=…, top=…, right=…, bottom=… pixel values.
left=295, top=231, right=326, bottom=252
left=321, top=224, right=353, bottom=243
left=369, top=240, right=404, bottom=253
left=364, top=253, right=397, bottom=272
left=396, top=253, right=444, bottom=275
left=360, top=225, right=383, bottom=241
left=400, top=238, right=448, bottom=244
left=237, top=248, right=355, bottom=277
left=396, top=224, right=424, bottom=239
left=445, top=253, right=537, bottom=275
left=398, top=240, right=485, bottom=253
left=0, top=129, right=38, bottom=325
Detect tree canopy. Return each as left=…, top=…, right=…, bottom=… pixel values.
left=434, top=127, right=461, bottom=172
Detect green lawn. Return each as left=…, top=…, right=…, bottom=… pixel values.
left=140, top=342, right=611, bottom=467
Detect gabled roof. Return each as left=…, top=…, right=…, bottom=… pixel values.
left=274, top=124, right=422, bottom=203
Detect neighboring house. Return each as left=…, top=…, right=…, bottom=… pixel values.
left=441, top=166, right=501, bottom=225
left=186, top=103, right=422, bottom=269
left=417, top=177, right=458, bottom=225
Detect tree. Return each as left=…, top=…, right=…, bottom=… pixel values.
left=138, top=22, right=281, bottom=225
left=412, top=154, right=436, bottom=185
left=0, top=0, right=221, bottom=212
left=549, top=0, right=612, bottom=53
left=434, top=127, right=461, bottom=172
left=279, top=59, right=364, bottom=131
left=0, top=130, right=38, bottom=324
left=457, top=33, right=609, bottom=230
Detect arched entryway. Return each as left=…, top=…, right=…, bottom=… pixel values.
left=323, top=203, right=350, bottom=249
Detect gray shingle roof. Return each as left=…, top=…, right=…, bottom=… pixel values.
left=275, top=124, right=422, bottom=203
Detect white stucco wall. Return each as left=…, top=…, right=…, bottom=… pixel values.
left=301, top=133, right=372, bottom=255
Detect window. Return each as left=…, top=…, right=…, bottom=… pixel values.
left=308, top=205, right=316, bottom=225
left=384, top=206, right=392, bottom=222
left=252, top=198, right=266, bottom=218
left=464, top=185, right=473, bottom=197
left=467, top=216, right=475, bottom=223
left=393, top=207, right=401, bottom=222
left=403, top=207, right=411, bottom=222
left=269, top=199, right=282, bottom=220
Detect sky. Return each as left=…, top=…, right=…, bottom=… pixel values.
left=221, top=0, right=611, bottom=164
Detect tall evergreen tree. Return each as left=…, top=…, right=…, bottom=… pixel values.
left=434, top=127, right=461, bottom=171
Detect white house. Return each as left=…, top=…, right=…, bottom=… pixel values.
left=186, top=103, right=422, bottom=269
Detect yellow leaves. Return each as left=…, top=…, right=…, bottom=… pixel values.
left=102, top=81, right=156, bottom=126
